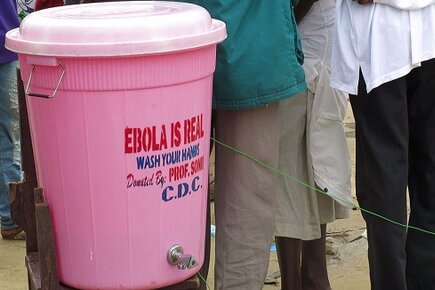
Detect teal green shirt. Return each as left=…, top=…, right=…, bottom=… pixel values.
left=180, top=0, right=307, bottom=109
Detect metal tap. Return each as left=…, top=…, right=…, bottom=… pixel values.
left=167, top=245, right=198, bottom=270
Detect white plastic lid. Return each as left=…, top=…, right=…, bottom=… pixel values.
left=6, top=1, right=227, bottom=57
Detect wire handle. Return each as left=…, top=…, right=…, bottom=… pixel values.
left=25, top=60, right=65, bottom=99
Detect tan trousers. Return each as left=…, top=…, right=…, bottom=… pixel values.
left=213, top=92, right=308, bottom=290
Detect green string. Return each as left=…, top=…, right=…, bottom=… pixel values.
left=210, top=137, right=435, bottom=237
left=197, top=271, right=211, bottom=290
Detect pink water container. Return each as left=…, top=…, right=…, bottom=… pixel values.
left=6, top=2, right=226, bottom=289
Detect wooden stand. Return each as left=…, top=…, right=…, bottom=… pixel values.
left=9, top=69, right=201, bottom=290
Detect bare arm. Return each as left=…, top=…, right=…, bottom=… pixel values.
left=356, top=0, right=373, bottom=4
left=294, top=0, right=317, bottom=23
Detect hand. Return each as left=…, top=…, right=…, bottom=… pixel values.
left=357, top=0, right=374, bottom=4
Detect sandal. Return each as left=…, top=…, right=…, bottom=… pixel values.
left=1, top=227, right=25, bottom=240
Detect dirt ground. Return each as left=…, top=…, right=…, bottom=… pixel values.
left=0, top=106, right=371, bottom=289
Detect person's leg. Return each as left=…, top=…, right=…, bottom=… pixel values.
left=350, top=73, right=408, bottom=290
left=276, top=236, right=302, bottom=290
left=214, top=103, right=280, bottom=290
left=405, top=58, right=435, bottom=290
left=301, top=224, right=331, bottom=290
left=0, top=60, right=23, bottom=239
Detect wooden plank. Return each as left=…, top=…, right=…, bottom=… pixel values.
left=34, top=188, right=60, bottom=290
left=9, top=68, right=39, bottom=254
left=26, top=253, right=77, bottom=290
left=26, top=253, right=41, bottom=290
left=160, top=276, right=201, bottom=290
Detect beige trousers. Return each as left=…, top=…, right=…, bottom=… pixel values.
left=213, top=92, right=308, bottom=290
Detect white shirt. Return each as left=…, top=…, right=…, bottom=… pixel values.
left=331, top=0, right=435, bottom=94
left=299, top=0, right=353, bottom=207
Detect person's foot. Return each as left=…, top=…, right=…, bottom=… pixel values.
left=1, top=227, right=25, bottom=240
